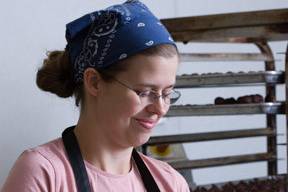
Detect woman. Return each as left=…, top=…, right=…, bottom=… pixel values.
left=2, top=0, right=189, bottom=191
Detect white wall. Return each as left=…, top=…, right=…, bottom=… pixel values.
left=1, top=0, right=288, bottom=187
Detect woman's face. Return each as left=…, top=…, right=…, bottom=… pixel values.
left=96, top=54, right=179, bottom=148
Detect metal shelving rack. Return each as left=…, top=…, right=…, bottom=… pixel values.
left=142, top=8, right=288, bottom=190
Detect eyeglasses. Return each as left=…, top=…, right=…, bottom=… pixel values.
left=112, top=78, right=181, bottom=105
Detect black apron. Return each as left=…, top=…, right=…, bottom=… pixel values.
left=62, top=126, right=160, bottom=192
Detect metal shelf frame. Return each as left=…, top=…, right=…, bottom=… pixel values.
left=166, top=102, right=285, bottom=116
left=142, top=8, right=288, bottom=190
left=176, top=71, right=284, bottom=88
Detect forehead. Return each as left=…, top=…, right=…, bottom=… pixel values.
left=116, top=54, right=179, bottom=87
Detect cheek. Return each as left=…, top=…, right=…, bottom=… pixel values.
left=112, top=94, right=142, bottom=117
left=123, top=97, right=142, bottom=116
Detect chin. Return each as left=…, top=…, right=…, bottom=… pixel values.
left=132, top=134, right=151, bottom=148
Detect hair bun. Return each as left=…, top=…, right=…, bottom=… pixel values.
left=36, top=50, right=75, bottom=98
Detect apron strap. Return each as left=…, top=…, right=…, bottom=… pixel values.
left=62, top=126, right=91, bottom=192
left=132, top=149, right=161, bottom=192
left=62, top=126, right=160, bottom=192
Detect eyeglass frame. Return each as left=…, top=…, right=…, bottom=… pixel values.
left=111, top=77, right=181, bottom=105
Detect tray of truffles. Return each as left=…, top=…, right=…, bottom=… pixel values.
left=167, top=95, right=285, bottom=116
left=175, top=71, right=284, bottom=88
left=191, top=175, right=287, bottom=192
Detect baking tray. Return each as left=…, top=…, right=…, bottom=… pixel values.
left=175, top=71, right=284, bottom=88
left=166, top=102, right=285, bottom=116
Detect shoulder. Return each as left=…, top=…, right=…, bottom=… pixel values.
left=13, top=138, right=65, bottom=175
left=35, top=137, right=66, bottom=161
left=139, top=153, right=190, bottom=192
left=1, top=138, right=67, bottom=192
left=22, top=138, right=67, bottom=169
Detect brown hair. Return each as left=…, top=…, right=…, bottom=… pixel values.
left=36, top=44, right=178, bottom=107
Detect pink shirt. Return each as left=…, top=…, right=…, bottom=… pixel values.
left=2, top=138, right=190, bottom=192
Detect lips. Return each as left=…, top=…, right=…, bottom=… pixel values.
left=135, top=118, right=157, bottom=130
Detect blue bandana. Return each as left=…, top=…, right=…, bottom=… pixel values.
left=65, top=0, right=176, bottom=83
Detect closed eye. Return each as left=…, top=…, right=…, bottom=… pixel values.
left=137, top=90, right=151, bottom=97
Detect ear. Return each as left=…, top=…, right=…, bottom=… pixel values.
left=83, top=68, right=102, bottom=97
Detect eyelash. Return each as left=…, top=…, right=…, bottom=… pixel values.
left=136, top=89, right=172, bottom=96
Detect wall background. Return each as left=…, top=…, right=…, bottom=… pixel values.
left=1, top=0, right=288, bottom=187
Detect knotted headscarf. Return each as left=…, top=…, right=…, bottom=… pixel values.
left=66, top=0, right=176, bottom=83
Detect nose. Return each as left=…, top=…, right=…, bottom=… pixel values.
left=146, top=97, right=169, bottom=116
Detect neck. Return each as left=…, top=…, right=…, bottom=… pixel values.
left=73, top=114, right=133, bottom=175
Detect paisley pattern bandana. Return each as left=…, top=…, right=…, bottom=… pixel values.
left=65, top=0, right=176, bottom=83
